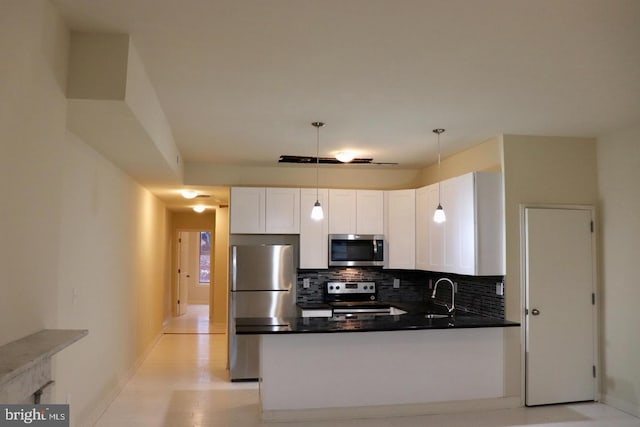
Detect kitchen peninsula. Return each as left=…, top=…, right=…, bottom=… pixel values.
left=237, top=310, right=519, bottom=421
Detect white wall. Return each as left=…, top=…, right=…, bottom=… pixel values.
left=0, top=2, right=170, bottom=425
left=597, top=123, right=640, bottom=417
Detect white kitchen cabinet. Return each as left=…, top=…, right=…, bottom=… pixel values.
left=328, top=189, right=384, bottom=235
left=300, top=188, right=329, bottom=268
left=384, top=189, right=416, bottom=269
left=328, top=189, right=357, bottom=234
left=231, top=187, right=300, bottom=234
left=415, top=172, right=504, bottom=276
left=415, top=183, right=443, bottom=271
left=356, top=190, right=384, bottom=235
left=230, top=187, right=266, bottom=234
left=265, top=188, right=300, bottom=234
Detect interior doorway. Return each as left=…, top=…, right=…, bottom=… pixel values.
left=523, top=206, right=597, bottom=406
left=167, top=229, right=215, bottom=334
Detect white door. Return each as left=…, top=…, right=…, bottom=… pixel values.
left=525, top=207, right=596, bottom=406
left=177, top=231, right=190, bottom=316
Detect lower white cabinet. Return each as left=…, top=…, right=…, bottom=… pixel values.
left=384, top=189, right=416, bottom=269
left=415, top=172, right=504, bottom=276
left=300, top=189, right=329, bottom=269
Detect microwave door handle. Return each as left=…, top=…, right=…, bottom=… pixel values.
left=373, top=239, right=377, bottom=254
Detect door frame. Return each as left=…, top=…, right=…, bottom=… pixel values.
left=519, top=204, right=599, bottom=405
left=174, top=227, right=215, bottom=317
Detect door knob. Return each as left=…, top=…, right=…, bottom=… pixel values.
left=531, top=308, right=540, bottom=316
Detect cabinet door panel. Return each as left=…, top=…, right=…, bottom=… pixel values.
left=300, top=189, right=329, bottom=268
left=230, top=187, right=266, bottom=233
left=385, top=190, right=415, bottom=269
left=356, top=190, right=384, bottom=235
left=329, top=189, right=357, bottom=234
left=266, top=188, right=300, bottom=234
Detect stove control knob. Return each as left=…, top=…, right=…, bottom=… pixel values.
left=336, top=285, right=340, bottom=290
left=370, top=295, right=375, bottom=300
left=329, top=285, right=334, bottom=290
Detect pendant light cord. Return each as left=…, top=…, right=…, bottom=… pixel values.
left=316, top=124, right=320, bottom=201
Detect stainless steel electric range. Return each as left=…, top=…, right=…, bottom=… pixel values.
left=324, top=282, right=394, bottom=319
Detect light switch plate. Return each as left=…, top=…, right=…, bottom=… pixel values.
left=303, top=278, right=310, bottom=289
left=393, top=278, right=400, bottom=289
left=496, top=282, right=504, bottom=296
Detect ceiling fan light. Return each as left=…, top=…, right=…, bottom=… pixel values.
left=335, top=151, right=356, bottom=163
left=181, top=189, right=198, bottom=199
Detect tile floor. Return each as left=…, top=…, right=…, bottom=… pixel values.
left=163, top=304, right=226, bottom=334
left=96, top=316, right=640, bottom=427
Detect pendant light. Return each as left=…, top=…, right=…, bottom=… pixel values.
left=433, top=128, right=446, bottom=224
left=310, top=121, right=325, bottom=221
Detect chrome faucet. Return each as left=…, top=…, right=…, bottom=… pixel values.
left=431, top=277, right=455, bottom=313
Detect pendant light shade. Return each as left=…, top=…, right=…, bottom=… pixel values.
left=311, top=121, right=325, bottom=221
left=433, top=128, right=446, bottom=224
left=311, top=200, right=324, bottom=220
left=433, top=203, right=446, bottom=223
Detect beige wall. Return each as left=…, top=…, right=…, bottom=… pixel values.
left=596, top=123, right=640, bottom=416
left=185, top=162, right=423, bottom=190
left=501, top=134, right=598, bottom=398
left=212, top=207, right=229, bottom=329
left=0, top=2, right=170, bottom=425
left=420, top=136, right=502, bottom=185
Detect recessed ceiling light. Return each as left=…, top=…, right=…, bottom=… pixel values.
left=335, top=151, right=356, bottom=163
left=193, top=206, right=206, bottom=213
left=181, top=189, right=198, bottom=199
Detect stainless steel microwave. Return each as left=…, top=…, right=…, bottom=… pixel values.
left=328, top=234, right=385, bottom=267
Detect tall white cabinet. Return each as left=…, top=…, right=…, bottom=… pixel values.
left=415, top=172, right=504, bottom=276
left=384, top=189, right=416, bottom=269
left=299, top=189, right=329, bottom=269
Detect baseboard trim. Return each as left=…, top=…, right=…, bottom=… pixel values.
left=601, top=393, right=640, bottom=418
left=262, top=396, right=521, bottom=422
left=78, top=332, right=163, bottom=426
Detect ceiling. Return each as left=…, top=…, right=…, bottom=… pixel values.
left=53, top=0, right=640, bottom=208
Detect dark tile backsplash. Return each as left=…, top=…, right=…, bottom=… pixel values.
left=297, top=267, right=505, bottom=318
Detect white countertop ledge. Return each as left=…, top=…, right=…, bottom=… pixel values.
left=0, top=329, right=88, bottom=388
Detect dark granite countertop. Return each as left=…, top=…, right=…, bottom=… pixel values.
left=238, top=301, right=519, bottom=335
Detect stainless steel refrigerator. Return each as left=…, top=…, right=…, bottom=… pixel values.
left=228, top=244, right=296, bottom=381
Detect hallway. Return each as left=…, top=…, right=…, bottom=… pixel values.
left=163, top=305, right=225, bottom=335
left=94, top=332, right=640, bottom=427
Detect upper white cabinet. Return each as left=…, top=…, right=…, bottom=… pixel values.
left=384, top=189, right=416, bottom=269
left=230, top=187, right=300, bottom=234
left=356, top=190, right=384, bottom=235
left=300, top=189, right=329, bottom=269
left=230, top=187, right=265, bottom=234
left=265, top=188, right=300, bottom=234
left=415, top=172, right=504, bottom=276
left=328, top=189, right=384, bottom=235
left=415, top=183, right=442, bottom=271
left=328, top=189, right=357, bottom=234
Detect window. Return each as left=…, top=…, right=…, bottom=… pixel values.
left=199, top=231, right=212, bottom=284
